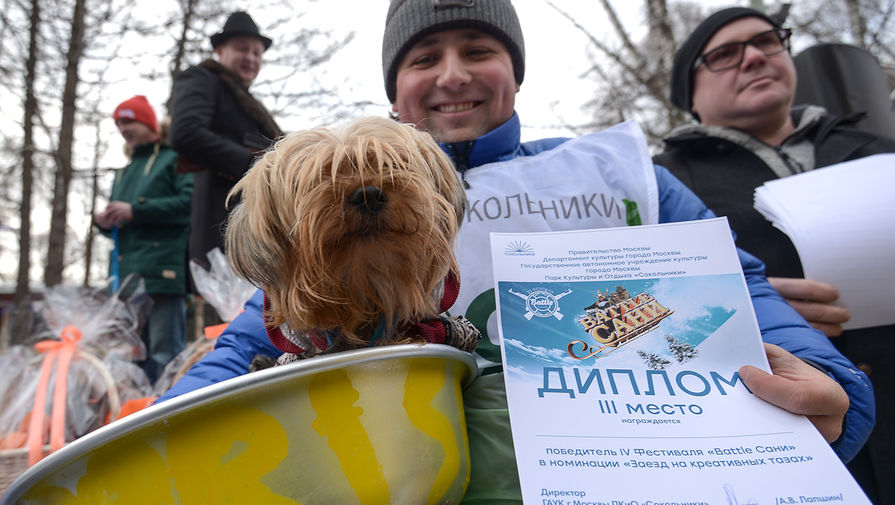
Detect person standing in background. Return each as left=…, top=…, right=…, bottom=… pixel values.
left=95, top=95, right=193, bottom=383
left=654, top=7, right=895, bottom=502
left=169, top=11, right=282, bottom=271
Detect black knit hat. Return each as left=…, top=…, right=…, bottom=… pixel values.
left=382, top=0, right=525, bottom=103
left=670, top=7, right=781, bottom=114
left=210, top=11, right=273, bottom=51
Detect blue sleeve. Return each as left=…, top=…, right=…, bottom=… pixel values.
left=655, top=164, right=874, bottom=462
left=155, top=289, right=280, bottom=403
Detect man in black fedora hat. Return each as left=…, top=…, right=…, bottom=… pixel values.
left=210, top=11, right=272, bottom=52
left=170, top=11, right=283, bottom=285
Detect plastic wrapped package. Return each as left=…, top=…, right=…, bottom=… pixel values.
left=0, top=349, right=117, bottom=458
left=0, top=344, right=115, bottom=451
left=102, top=358, right=152, bottom=410
left=0, top=347, right=39, bottom=450
left=0, top=276, right=155, bottom=467
left=0, top=346, right=34, bottom=408
left=189, top=247, right=256, bottom=322
left=56, top=357, right=116, bottom=441
left=32, top=274, right=151, bottom=362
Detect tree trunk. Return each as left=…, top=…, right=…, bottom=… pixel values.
left=44, top=0, right=86, bottom=286
left=15, top=0, right=40, bottom=308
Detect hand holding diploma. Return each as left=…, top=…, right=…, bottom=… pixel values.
left=739, top=343, right=850, bottom=443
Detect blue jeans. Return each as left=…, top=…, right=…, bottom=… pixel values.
left=141, top=294, right=187, bottom=383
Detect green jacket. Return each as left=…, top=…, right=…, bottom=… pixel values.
left=101, top=142, right=193, bottom=294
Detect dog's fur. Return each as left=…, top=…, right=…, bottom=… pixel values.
left=226, top=117, right=467, bottom=352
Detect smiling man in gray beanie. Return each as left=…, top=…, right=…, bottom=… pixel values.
left=382, top=0, right=525, bottom=104
left=655, top=8, right=895, bottom=502
left=381, top=0, right=525, bottom=146
left=156, top=3, right=874, bottom=503
left=382, top=2, right=868, bottom=501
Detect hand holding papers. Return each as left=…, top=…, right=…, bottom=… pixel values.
left=754, top=153, right=895, bottom=330
left=490, top=218, right=868, bottom=504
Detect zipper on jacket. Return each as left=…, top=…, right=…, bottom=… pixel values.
left=773, top=145, right=804, bottom=175
left=444, top=140, right=475, bottom=189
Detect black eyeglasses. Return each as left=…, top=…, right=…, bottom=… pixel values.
left=694, top=28, right=792, bottom=72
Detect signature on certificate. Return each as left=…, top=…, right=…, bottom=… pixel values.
left=724, top=484, right=758, bottom=505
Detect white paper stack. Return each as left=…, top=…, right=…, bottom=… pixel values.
left=753, top=153, right=895, bottom=329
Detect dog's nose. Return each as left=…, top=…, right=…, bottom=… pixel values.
left=348, top=185, right=386, bottom=213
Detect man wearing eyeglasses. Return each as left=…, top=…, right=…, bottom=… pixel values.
left=655, top=7, right=895, bottom=503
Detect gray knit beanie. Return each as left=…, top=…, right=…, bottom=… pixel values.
left=670, top=7, right=782, bottom=114
left=382, top=0, right=525, bottom=103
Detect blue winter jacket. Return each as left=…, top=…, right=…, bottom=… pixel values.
left=157, top=114, right=874, bottom=467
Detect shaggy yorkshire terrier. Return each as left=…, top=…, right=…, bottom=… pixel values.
left=225, top=117, right=480, bottom=364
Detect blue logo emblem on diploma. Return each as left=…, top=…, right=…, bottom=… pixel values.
left=508, top=288, right=572, bottom=320
left=504, top=241, right=535, bottom=256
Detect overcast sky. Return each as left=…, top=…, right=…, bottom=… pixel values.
left=106, top=0, right=718, bottom=163
left=101, top=1, right=738, bottom=167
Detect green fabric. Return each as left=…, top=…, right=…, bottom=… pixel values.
left=104, top=143, right=193, bottom=294
left=462, top=372, right=522, bottom=505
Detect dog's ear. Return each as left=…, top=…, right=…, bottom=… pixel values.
left=224, top=197, right=278, bottom=292
left=224, top=142, right=292, bottom=293
left=224, top=129, right=336, bottom=292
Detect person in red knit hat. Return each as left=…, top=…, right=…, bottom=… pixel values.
left=113, top=95, right=157, bottom=134
left=96, top=95, right=194, bottom=383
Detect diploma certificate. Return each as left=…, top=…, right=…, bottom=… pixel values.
left=490, top=218, right=868, bottom=505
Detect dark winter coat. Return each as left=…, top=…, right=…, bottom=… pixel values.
left=169, top=59, right=282, bottom=266
left=101, top=142, right=193, bottom=295
left=655, top=107, right=895, bottom=504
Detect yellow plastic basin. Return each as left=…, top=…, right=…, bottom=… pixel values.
left=1, top=344, right=477, bottom=505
